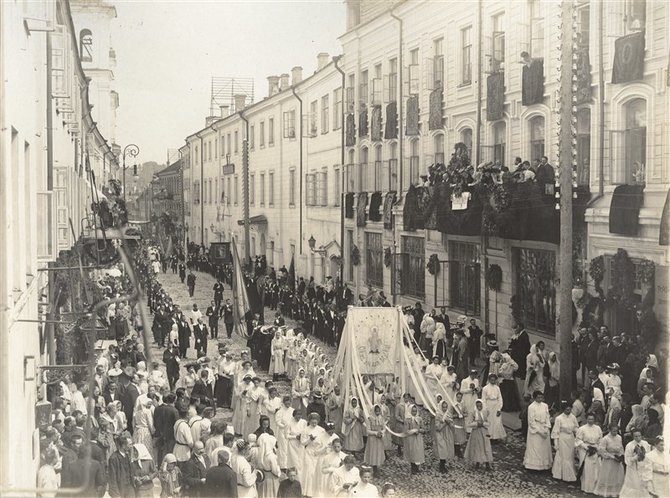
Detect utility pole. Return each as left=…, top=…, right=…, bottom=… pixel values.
left=558, top=0, right=575, bottom=400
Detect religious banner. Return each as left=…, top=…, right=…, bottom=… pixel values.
left=370, top=105, right=383, bottom=141
left=356, top=192, right=368, bottom=227
left=405, top=95, right=420, bottom=136
left=345, top=113, right=356, bottom=146
left=348, top=307, right=398, bottom=375
left=575, top=47, right=592, bottom=104
left=383, top=192, right=396, bottom=229
left=384, top=101, right=398, bottom=139
left=522, top=58, right=544, bottom=106
left=359, top=106, right=369, bottom=137
left=428, top=87, right=443, bottom=130
left=486, top=72, right=504, bottom=121
left=612, top=31, right=645, bottom=84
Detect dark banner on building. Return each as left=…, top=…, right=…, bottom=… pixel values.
left=406, top=95, right=420, bottom=136
left=384, top=101, right=398, bottom=139
left=428, top=87, right=443, bottom=130
left=522, top=58, right=544, bottom=106
left=612, top=31, right=645, bottom=84
left=487, top=72, right=505, bottom=121
left=371, top=105, right=383, bottom=141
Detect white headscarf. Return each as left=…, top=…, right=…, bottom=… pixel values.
left=256, top=433, right=278, bottom=471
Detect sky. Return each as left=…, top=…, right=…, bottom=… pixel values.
left=112, top=0, right=346, bottom=164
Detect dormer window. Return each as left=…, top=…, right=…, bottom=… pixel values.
left=80, top=29, right=93, bottom=62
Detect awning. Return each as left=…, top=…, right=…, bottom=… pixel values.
left=237, top=215, right=267, bottom=226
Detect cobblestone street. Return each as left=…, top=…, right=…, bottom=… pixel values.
left=152, top=270, right=589, bottom=498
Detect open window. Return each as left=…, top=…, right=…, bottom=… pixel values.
left=79, top=29, right=93, bottom=63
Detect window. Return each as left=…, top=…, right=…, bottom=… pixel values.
left=260, top=173, right=265, bottom=205
left=407, top=139, right=420, bottom=188
left=226, top=178, right=231, bottom=205
left=617, top=98, right=646, bottom=185
left=220, top=136, right=225, bottom=156
left=529, top=116, right=545, bottom=161
left=402, top=236, right=425, bottom=298
left=359, top=147, right=369, bottom=192
left=434, top=134, right=445, bottom=164
left=289, top=168, right=296, bottom=205
left=334, top=166, right=341, bottom=206
left=234, top=175, right=239, bottom=204
left=604, top=254, right=645, bottom=333
left=260, top=122, right=265, bottom=147
left=460, top=128, right=473, bottom=159
left=249, top=125, right=255, bottom=149
left=80, top=29, right=93, bottom=62
left=310, top=100, right=318, bottom=136
left=529, top=0, right=545, bottom=58
left=625, top=0, right=646, bottom=32
left=461, top=26, right=473, bottom=85
left=320, top=169, right=328, bottom=206
left=433, top=38, right=444, bottom=88
left=333, top=88, right=343, bottom=129
left=389, top=142, right=398, bottom=191
left=372, top=63, right=382, bottom=104
left=321, top=95, right=330, bottom=133
left=577, top=3, right=590, bottom=49
left=234, top=131, right=239, bottom=153
left=193, top=180, right=200, bottom=203
left=346, top=229, right=354, bottom=281
left=388, top=58, right=398, bottom=102
left=306, top=173, right=316, bottom=206
left=345, top=149, right=356, bottom=193
left=215, top=178, right=219, bottom=204
left=492, top=12, right=505, bottom=70
left=365, top=232, right=383, bottom=288
left=269, top=171, right=275, bottom=206
left=409, top=49, right=420, bottom=95
left=514, top=247, right=556, bottom=335
left=493, top=122, right=506, bottom=166
left=576, top=109, right=590, bottom=186
left=449, top=241, right=481, bottom=316
left=268, top=117, right=275, bottom=145
left=346, top=74, right=356, bottom=110
left=360, top=70, right=369, bottom=104
left=227, top=134, right=231, bottom=154
left=195, top=145, right=199, bottom=165
left=374, top=146, right=383, bottom=191
left=283, top=111, right=296, bottom=139
left=250, top=173, right=255, bottom=205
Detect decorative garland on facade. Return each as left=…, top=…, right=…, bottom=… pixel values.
left=351, top=245, right=361, bottom=266
left=384, top=247, right=392, bottom=268
left=637, top=258, right=655, bottom=285
left=589, top=255, right=605, bottom=293
left=606, top=248, right=636, bottom=309
left=486, top=264, right=503, bottom=292
left=427, top=254, right=440, bottom=275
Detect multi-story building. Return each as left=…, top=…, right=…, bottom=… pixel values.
left=154, top=159, right=184, bottom=222
left=0, top=0, right=118, bottom=490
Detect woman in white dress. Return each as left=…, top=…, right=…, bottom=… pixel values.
left=460, top=370, right=480, bottom=415
left=524, top=342, right=546, bottom=397
left=256, top=433, right=281, bottom=498
left=551, top=401, right=578, bottom=482
left=523, top=390, right=552, bottom=471
left=300, top=412, right=327, bottom=497
left=274, top=396, right=293, bottom=470
left=646, top=436, right=669, bottom=498
left=481, top=374, right=506, bottom=442
left=268, top=329, right=286, bottom=381
left=440, top=365, right=459, bottom=398
left=619, top=429, right=652, bottom=498
left=593, top=423, right=625, bottom=497
left=575, top=413, right=604, bottom=494
left=286, top=410, right=307, bottom=483
left=321, top=438, right=347, bottom=495
left=291, top=368, right=311, bottom=413
left=434, top=400, right=455, bottom=473
left=343, top=397, right=365, bottom=455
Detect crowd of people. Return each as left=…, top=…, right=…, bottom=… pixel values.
left=35, top=238, right=668, bottom=498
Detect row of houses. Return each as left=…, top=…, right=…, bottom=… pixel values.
left=179, top=0, right=669, bottom=353
left=0, top=0, right=119, bottom=490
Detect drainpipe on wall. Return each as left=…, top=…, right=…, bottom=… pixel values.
left=334, top=56, right=346, bottom=283
left=390, top=9, right=403, bottom=307
left=239, top=111, right=251, bottom=263
left=199, top=133, right=204, bottom=245
left=291, top=86, right=304, bottom=256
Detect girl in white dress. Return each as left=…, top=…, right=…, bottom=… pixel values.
left=268, top=329, right=285, bottom=380
left=575, top=413, right=603, bottom=494
left=593, top=424, right=625, bottom=497
left=481, top=374, right=506, bottom=441
left=300, top=412, right=327, bottom=497
left=619, top=429, right=652, bottom=498
left=523, top=390, right=553, bottom=470
left=550, top=401, right=578, bottom=482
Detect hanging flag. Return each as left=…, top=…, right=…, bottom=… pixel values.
left=287, top=254, right=296, bottom=291
left=231, top=239, right=251, bottom=338
left=612, top=31, right=645, bottom=84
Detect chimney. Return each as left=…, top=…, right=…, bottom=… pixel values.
left=291, top=66, right=303, bottom=86
left=267, top=75, right=280, bottom=97
left=219, top=105, right=229, bottom=117
left=317, top=52, right=330, bottom=70
left=279, top=73, right=290, bottom=91
left=233, top=94, right=246, bottom=112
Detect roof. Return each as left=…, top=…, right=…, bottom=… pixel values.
left=156, top=159, right=182, bottom=177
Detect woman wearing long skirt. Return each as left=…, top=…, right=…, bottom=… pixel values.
left=448, top=392, right=467, bottom=458
left=214, top=352, right=235, bottom=408
left=326, top=386, right=344, bottom=431
left=619, top=430, right=652, bottom=498
left=404, top=405, right=426, bottom=474
left=434, top=400, right=455, bottom=473
left=257, top=433, right=282, bottom=498
left=380, top=396, right=393, bottom=452
left=233, top=376, right=252, bottom=436
left=594, top=424, right=625, bottom=497
left=393, top=394, right=410, bottom=456
left=481, top=374, right=506, bottom=442
left=291, top=368, right=311, bottom=414
left=647, top=437, right=669, bottom=498
left=130, top=443, right=158, bottom=498
left=524, top=343, right=546, bottom=397
left=286, top=411, right=307, bottom=482
left=275, top=397, right=293, bottom=470
left=575, top=413, right=604, bottom=494
left=268, top=330, right=286, bottom=381
left=498, top=353, right=520, bottom=412
left=463, top=399, right=493, bottom=469
left=523, top=390, right=553, bottom=471
left=300, top=413, right=327, bottom=497
left=551, top=401, right=578, bottom=482
left=132, top=399, right=155, bottom=461
left=342, top=397, right=365, bottom=454
left=364, top=405, right=387, bottom=474
left=321, top=438, right=347, bottom=495
left=242, top=378, right=262, bottom=440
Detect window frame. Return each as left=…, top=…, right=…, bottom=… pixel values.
left=365, top=231, right=384, bottom=288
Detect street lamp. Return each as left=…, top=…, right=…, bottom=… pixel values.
left=122, top=143, right=140, bottom=201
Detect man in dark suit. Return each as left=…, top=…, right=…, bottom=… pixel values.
left=182, top=441, right=210, bottom=497
left=205, top=448, right=238, bottom=497
left=108, top=434, right=134, bottom=498
left=338, top=283, right=353, bottom=311
left=187, top=271, right=197, bottom=297
left=379, top=291, right=392, bottom=307
left=222, top=299, right=234, bottom=339
left=193, top=318, right=209, bottom=356
left=436, top=306, right=451, bottom=329
left=154, top=392, right=179, bottom=463
left=213, top=279, right=225, bottom=308
left=206, top=301, right=219, bottom=339
left=179, top=262, right=187, bottom=283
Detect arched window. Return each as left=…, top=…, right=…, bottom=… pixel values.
left=619, top=98, right=646, bottom=185
left=493, top=122, right=506, bottom=166
left=460, top=128, right=473, bottom=159
left=374, top=145, right=382, bottom=191
left=434, top=133, right=445, bottom=164
left=80, top=29, right=93, bottom=62
left=389, top=142, right=398, bottom=191
left=576, top=109, right=591, bottom=186
left=360, top=146, right=369, bottom=191
left=529, top=116, right=545, bottom=161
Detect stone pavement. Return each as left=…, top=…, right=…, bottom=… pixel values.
left=151, top=270, right=589, bottom=497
